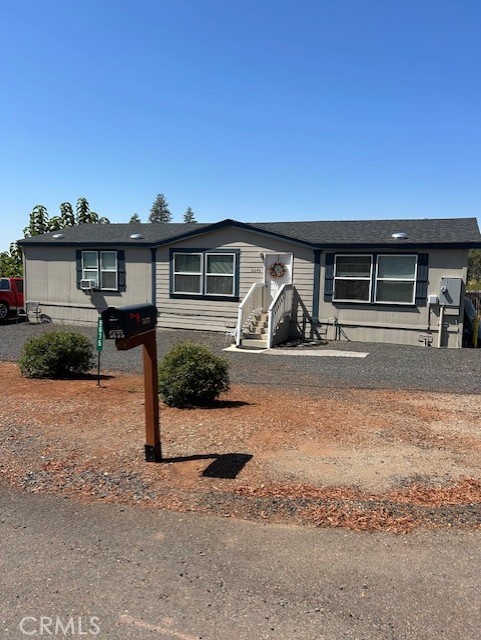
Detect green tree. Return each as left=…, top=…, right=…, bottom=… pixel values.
left=75, top=197, right=109, bottom=225
left=183, top=206, right=196, bottom=223
left=0, top=243, right=23, bottom=277
left=59, top=202, right=75, bottom=227
left=129, top=213, right=141, bottom=223
left=468, top=249, right=481, bottom=285
left=23, top=205, right=49, bottom=237
left=148, top=193, right=171, bottom=223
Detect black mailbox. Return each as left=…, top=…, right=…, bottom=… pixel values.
left=102, top=304, right=158, bottom=339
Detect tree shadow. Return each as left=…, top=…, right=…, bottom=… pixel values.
left=161, top=452, right=253, bottom=479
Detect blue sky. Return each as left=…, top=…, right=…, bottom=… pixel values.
left=1, top=0, right=480, bottom=251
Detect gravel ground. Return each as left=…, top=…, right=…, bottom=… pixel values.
left=1, top=321, right=480, bottom=532
left=1, top=320, right=480, bottom=393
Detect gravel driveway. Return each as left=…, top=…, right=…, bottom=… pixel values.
left=1, top=321, right=480, bottom=393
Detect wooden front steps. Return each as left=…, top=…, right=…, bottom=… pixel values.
left=240, top=312, right=269, bottom=349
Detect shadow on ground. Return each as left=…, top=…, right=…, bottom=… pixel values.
left=161, top=452, right=253, bottom=479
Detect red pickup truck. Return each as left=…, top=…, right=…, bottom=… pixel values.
left=0, top=277, right=25, bottom=321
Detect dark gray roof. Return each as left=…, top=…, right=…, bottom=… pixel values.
left=251, top=217, right=481, bottom=246
left=17, top=217, right=481, bottom=248
left=18, top=222, right=209, bottom=246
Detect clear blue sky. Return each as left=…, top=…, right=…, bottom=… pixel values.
left=1, top=0, right=480, bottom=251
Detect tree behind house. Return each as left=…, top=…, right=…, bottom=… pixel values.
left=76, top=197, right=110, bottom=225
left=468, top=249, right=481, bottom=289
left=0, top=243, right=23, bottom=277
left=149, top=193, right=172, bottom=223
left=23, top=204, right=50, bottom=237
left=183, top=206, right=197, bottom=223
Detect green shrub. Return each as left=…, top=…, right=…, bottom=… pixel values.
left=158, top=341, right=229, bottom=408
left=19, top=330, right=95, bottom=378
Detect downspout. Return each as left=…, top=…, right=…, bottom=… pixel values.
left=312, top=249, right=321, bottom=324
left=150, top=248, right=157, bottom=306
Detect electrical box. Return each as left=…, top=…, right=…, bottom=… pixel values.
left=428, top=294, right=439, bottom=305
left=439, top=277, right=462, bottom=307
left=102, top=304, right=157, bottom=339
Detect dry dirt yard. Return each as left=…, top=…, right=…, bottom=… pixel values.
left=1, top=362, right=480, bottom=533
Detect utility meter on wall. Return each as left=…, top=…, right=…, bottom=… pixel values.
left=438, top=277, right=462, bottom=307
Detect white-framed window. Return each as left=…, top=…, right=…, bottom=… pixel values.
left=375, top=254, right=417, bottom=304
left=333, top=254, right=373, bottom=302
left=172, top=251, right=237, bottom=297
left=82, top=250, right=118, bottom=290
left=173, top=253, right=203, bottom=294
left=205, top=253, right=235, bottom=295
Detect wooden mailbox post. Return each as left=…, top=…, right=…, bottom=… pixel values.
left=101, top=304, right=162, bottom=462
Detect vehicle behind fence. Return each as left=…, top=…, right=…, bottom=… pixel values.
left=466, top=291, right=481, bottom=314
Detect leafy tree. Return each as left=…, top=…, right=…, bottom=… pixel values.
left=23, top=205, right=49, bottom=237
left=129, top=213, right=141, bottom=223
left=60, top=202, right=75, bottom=227
left=148, top=193, right=171, bottom=223
left=468, top=249, right=481, bottom=285
left=0, top=243, right=23, bottom=277
left=183, top=206, right=197, bottom=223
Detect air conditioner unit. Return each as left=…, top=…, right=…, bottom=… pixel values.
left=80, top=279, right=96, bottom=291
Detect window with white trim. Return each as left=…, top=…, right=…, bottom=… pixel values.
left=333, top=255, right=373, bottom=302
left=172, top=251, right=237, bottom=297
left=82, top=250, right=118, bottom=290
left=375, top=254, right=417, bottom=304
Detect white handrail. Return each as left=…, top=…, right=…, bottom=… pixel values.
left=267, top=284, right=294, bottom=347
left=237, top=282, right=266, bottom=346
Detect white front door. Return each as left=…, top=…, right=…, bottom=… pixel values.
left=264, top=253, right=293, bottom=303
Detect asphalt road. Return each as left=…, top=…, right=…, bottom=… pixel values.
left=1, top=485, right=480, bottom=640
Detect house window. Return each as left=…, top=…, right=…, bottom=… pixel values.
left=333, top=255, right=373, bottom=302
left=375, top=255, right=417, bottom=304
left=82, top=251, right=118, bottom=290
left=172, top=251, right=237, bottom=297
left=206, top=254, right=235, bottom=295
left=326, top=252, right=426, bottom=306
left=173, top=253, right=203, bottom=294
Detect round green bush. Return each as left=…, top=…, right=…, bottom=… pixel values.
left=18, top=330, right=95, bottom=379
left=158, top=341, right=230, bottom=408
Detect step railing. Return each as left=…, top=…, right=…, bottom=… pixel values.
left=267, top=283, right=294, bottom=347
left=236, top=282, right=267, bottom=346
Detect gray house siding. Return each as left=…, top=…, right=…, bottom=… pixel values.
left=155, top=227, right=315, bottom=332
left=23, top=246, right=152, bottom=324
left=318, top=248, right=468, bottom=347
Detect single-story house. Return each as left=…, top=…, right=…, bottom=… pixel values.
left=18, top=217, right=481, bottom=348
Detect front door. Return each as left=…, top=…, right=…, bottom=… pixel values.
left=264, top=253, right=293, bottom=304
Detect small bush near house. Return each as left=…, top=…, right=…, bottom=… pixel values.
left=158, top=342, right=229, bottom=408
left=19, top=331, right=95, bottom=379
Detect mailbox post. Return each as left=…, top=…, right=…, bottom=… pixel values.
left=101, top=304, right=162, bottom=462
